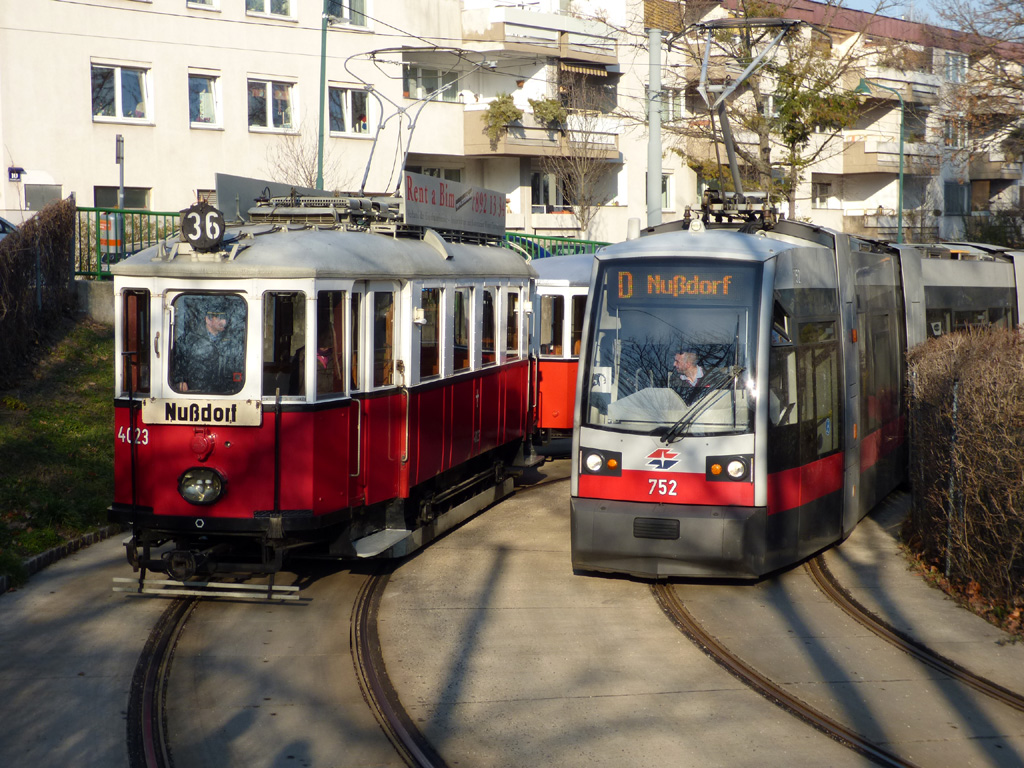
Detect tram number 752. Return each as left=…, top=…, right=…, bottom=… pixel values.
left=648, top=479, right=678, bottom=497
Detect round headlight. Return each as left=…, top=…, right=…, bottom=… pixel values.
left=178, top=467, right=225, bottom=505
left=585, top=453, right=604, bottom=472
left=726, top=459, right=747, bottom=479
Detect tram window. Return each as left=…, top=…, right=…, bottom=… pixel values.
left=372, top=292, right=394, bottom=388
left=351, top=293, right=362, bottom=391
left=316, top=291, right=346, bottom=398
left=771, top=299, right=792, bottom=345
left=420, top=287, right=441, bottom=380
left=482, top=289, right=496, bottom=366
left=540, top=295, right=564, bottom=356
left=767, top=346, right=799, bottom=472
left=506, top=290, right=520, bottom=359
left=262, top=292, right=305, bottom=397
left=571, top=295, right=585, bottom=356
left=453, top=287, right=471, bottom=372
left=170, top=293, right=246, bottom=396
left=796, top=321, right=841, bottom=460
left=121, top=289, right=151, bottom=395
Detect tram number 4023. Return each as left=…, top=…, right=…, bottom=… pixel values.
left=117, top=426, right=150, bottom=445
left=648, top=478, right=678, bottom=497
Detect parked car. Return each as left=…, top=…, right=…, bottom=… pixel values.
left=0, top=216, right=18, bottom=242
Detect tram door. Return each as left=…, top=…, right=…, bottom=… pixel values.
left=766, top=248, right=844, bottom=561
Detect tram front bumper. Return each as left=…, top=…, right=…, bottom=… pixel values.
left=570, top=496, right=768, bottom=579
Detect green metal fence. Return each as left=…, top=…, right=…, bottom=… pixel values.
left=503, top=233, right=609, bottom=260
left=73, top=206, right=605, bottom=277
left=75, top=207, right=179, bottom=278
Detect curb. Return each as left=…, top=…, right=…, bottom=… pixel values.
left=0, top=524, right=124, bottom=597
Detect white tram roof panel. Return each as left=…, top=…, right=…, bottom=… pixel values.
left=532, top=252, right=598, bottom=286
left=112, top=226, right=537, bottom=282
left=596, top=230, right=811, bottom=263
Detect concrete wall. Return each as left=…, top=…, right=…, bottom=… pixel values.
left=75, top=279, right=114, bottom=326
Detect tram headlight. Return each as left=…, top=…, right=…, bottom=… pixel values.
left=706, top=455, right=751, bottom=482
left=178, top=467, right=225, bottom=505
left=580, top=448, right=622, bottom=476
left=726, top=459, right=747, bottom=479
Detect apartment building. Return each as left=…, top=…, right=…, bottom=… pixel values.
left=0, top=1, right=1019, bottom=243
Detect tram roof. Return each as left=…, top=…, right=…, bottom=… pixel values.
left=531, top=252, right=598, bottom=286
left=597, top=229, right=819, bottom=262
left=112, top=226, right=537, bottom=281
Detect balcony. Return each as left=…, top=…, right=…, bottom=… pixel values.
left=842, top=211, right=938, bottom=243
left=847, top=66, right=942, bottom=106
left=969, top=150, right=1023, bottom=181
left=463, top=110, right=620, bottom=159
left=842, top=136, right=939, bottom=176
left=462, top=4, right=617, bottom=66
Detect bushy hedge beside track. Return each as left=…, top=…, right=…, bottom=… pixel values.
left=0, top=199, right=77, bottom=387
left=905, top=328, right=1024, bottom=621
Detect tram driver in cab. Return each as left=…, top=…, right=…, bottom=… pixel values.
left=171, top=296, right=245, bottom=395
left=669, top=346, right=711, bottom=406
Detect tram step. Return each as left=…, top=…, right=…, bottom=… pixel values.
left=352, top=528, right=414, bottom=558
left=112, top=577, right=301, bottom=601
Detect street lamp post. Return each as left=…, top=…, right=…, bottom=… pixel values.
left=855, top=77, right=904, bottom=243
left=316, top=1, right=329, bottom=191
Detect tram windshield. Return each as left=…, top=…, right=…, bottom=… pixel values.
left=583, top=259, right=761, bottom=437
left=169, top=293, right=247, bottom=395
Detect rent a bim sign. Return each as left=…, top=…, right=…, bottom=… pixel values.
left=402, top=171, right=505, bottom=237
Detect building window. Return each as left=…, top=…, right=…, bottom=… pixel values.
left=326, top=0, right=366, bottom=26
left=188, top=0, right=217, bottom=8
left=91, top=64, right=150, bottom=121
left=812, top=181, right=832, bottom=209
left=420, top=168, right=462, bottom=182
left=403, top=66, right=459, bottom=102
left=944, top=182, right=970, bottom=215
left=944, top=52, right=968, bottom=84
left=189, top=74, right=220, bottom=127
left=661, top=174, right=673, bottom=211
left=94, top=186, right=150, bottom=209
left=664, top=89, right=683, bottom=121
left=943, top=118, right=967, bottom=148
left=531, top=171, right=567, bottom=213
left=246, top=0, right=292, bottom=17
left=248, top=79, right=293, bottom=130
left=329, top=87, right=369, bottom=134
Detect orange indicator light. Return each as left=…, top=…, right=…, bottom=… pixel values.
left=607, top=458, right=618, bottom=469
left=710, top=463, right=723, bottom=475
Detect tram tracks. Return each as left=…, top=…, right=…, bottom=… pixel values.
left=127, top=597, right=197, bottom=768
left=805, top=554, right=1024, bottom=714
left=654, top=551, right=1024, bottom=767
left=650, top=581, right=919, bottom=768
left=125, top=466, right=570, bottom=768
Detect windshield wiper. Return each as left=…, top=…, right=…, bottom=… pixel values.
left=660, top=365, right=745, bottom=444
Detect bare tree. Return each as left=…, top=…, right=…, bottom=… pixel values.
left=264, top=120, right=357, bottom=192
left=537, top=73, right=621, bottom=236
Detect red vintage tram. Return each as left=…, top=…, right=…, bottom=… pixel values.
left=532, top=253, right=593, bottom=441
left=110, top=174, right=537, bottom=581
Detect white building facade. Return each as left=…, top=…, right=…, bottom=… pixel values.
left=0, top=0, right=1019, bottom=244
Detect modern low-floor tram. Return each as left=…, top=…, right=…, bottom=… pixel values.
left=570, top=220, right=1024, bottom=579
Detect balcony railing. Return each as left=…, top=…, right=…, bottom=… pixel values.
left=464, top=111, right=619, bottom=158
left=461, top=3, right=617, bottom=64
left=842, top=136, right=939, bottom=175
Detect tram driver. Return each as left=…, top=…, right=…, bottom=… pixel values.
left=171, top=296, right=245, bottom=395
left=669, top=346, right=711, bottom=406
